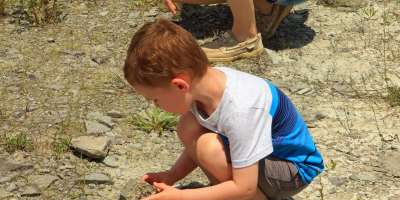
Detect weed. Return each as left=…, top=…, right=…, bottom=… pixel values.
left=359, top=5, right=377, bottom=20
left=4, top=132, right=34, bottom=153
left=9, top=0, right=62, bottom=25
left=333, top=106, right=353, bottom=136
left=129, top=106, right=178, bottom=135
left=52, top=136, right=71, bottom=159
left=386, top=86, right=400, bottom=107
left=325, top=159, right=337, bottom=172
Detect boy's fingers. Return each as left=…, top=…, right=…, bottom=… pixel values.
left=153, top=182, right=168, bottom=190
left=164, top=0, right=177, bottom=15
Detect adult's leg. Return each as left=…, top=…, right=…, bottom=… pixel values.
left=254, top=0, right=273, bottom=15
left=227, top=0, right=257, bottom=41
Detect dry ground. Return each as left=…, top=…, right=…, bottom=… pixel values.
left=0, top=0, right=399, bottom=199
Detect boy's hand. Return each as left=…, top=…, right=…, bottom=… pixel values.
left=142, top=171, right=174, bottom=188
left=142, top=182, right=182, bottom=200
left=164, top=0, right=179, bottom=15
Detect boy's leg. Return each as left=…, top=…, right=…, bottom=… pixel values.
left=177, top=113, right=267, bottom=200
left=258, top=156, right=308, bottom=199
left=176, top=112, right=220, bottom=183
left=195, top=133, right=268, bottom=200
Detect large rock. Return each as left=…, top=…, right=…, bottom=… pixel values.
left=77, top=173, right=113, bottom=185
left=29, top=175, right=58, bottom=189
left=20, top=185, right=41, bottom=197
left=70, top=136, right=112, bottom=159
left=85, top=112, right=115, bottom=134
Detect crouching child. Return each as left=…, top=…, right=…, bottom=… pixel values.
left=123, top=19, right=324, bottom=200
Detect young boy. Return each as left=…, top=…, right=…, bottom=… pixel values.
left=124, top=19, right=324, bottom=200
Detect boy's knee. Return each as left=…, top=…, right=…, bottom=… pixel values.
left=196, top=133, right=227, bottom=164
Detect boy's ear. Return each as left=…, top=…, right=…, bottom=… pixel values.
left=171, top=73, right=190, bottom=91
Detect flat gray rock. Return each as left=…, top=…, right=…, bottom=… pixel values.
left=87, top=112, right=114, bottom=127
left=21, top=185, right=41, bottom=197
left=6, top=183, right=18, bottom=192
left=106, top=110, right=124, bottom=118
left=350, top=172, right=376, bottom=182
left=77, top=173, right=113, bottom=185
left=328, top=176, right=347, bottom=187
left=102, top=155, right=120, bottom=168
left=29, top=175, right=58, bottom=189
left=85, top=120, right=111, bottom=134
left=71, top=136, right=112, bottom=159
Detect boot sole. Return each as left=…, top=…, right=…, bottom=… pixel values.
left=207, top=47, right=265, bottom=62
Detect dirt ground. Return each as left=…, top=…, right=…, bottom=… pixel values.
left=0, top=0, right=399, bottom=199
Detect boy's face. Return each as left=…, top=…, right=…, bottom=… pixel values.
left=133, top=81, right=193, bottom=114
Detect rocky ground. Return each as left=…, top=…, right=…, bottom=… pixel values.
left=1, top=0, right=400, bottom=199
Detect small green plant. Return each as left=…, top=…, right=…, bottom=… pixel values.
left=52, top=136, right=71, bottom=158
left=129, top=106, right=178, bottom=135
left=325, top=159, right=337, bottom=172
left=386, top=86, right=400, bottom=107
left=359, top=5, right=377, bottom=20
left=11, top=0, right=61, bottom=25
left=4, top=132, right=34, bottom=153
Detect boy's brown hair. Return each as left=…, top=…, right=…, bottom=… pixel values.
left=124, top=18, right=208, bottom=87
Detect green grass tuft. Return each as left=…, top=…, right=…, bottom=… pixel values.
left=52, top=136, right=72, bottom=159
left=129, top=106, right=178, bottom=135
left=4, top=132, right=34, bottom=153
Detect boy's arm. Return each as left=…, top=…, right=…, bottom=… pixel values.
left=146, top=162, right=260, bottom=200
left=167, top=148, right=197, bottom=184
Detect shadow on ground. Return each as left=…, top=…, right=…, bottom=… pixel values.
left=174, top=4, right=232, bottom=39
left=264, top=9, right=316, bottom=50
left=175, top=4, right=315, bottom=50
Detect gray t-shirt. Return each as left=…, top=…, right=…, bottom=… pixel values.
left=191, top=67, right=274, bottom=168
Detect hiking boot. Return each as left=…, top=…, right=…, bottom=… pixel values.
left=257, top=4, right=293, bottom=39
left=201, top=32, right=264, bottom=62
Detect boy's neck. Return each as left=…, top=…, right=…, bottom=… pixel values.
left=191, top=67, right=226, bottom=116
